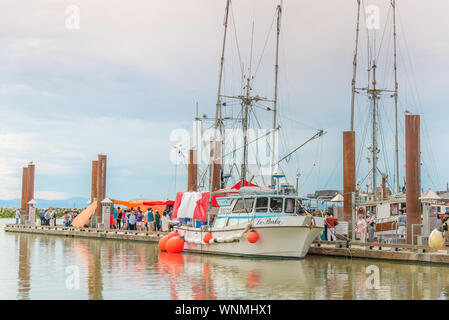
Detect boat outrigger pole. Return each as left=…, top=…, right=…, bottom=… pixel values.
left=273, top=129, right=326, bottom=166
left=271, top=2, right=282, bottom=187
left=350, top=0, right=361, bottom=131
left=392, top=0, right=400, bottom=194
left=208, top=0, right=231, bottom=225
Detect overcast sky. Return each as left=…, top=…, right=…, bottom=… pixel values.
left=0, top=0, right=448, bottom=201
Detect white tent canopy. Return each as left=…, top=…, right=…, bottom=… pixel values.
left=420, top=188, right=441, bottom=200
left=331, top=194, right=344, bottom=202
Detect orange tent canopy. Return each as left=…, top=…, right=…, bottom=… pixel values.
left=72, top=201, right=98, bottom=228
left=112, top=199, right=173, bottom=214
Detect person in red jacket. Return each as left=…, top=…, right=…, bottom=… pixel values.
left=325, top=211, right=338, bottom=241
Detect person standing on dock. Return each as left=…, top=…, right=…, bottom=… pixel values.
left=325, top=212, right=337, bottom=241
left=397, top=209, right=407, bottom=239
left=355, top=214, right=367, bottom=242
left=117, top=208, right=122, bottom=230
left=147, top=208, right=154, bottom=231
left=154, top=210, right=161, bottom=232
left=112, top=207, right=118, bottom=229
left=367, top=212, right=376, bottom=243
left=15, top=208, right=21, bottom=224
left=128, top=211, right=137, bottom=230
left=161, top=211, right=169, bottom=232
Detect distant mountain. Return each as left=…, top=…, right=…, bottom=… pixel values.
left=0, top=197, right=90, bottom=209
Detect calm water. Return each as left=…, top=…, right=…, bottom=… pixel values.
left=1, top=218, right=449, bottom=300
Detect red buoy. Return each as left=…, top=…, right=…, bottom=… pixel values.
left=247, top=230, right=259, bottom=243
left=203, top=232, right=213, bottom=244
left=167, top=231, right=180, bottom=239
left=166, top=236, right=185, bottom=253
left=158, top=235, right=169, bottom=251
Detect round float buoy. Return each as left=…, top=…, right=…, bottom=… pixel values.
left=203, top=232, right=213, bottom=244
left=247, top=230, right=259, bottom=243
left=166, top=236, right=185, bottom=253
left=429, top=228, right=445, bottom=250
left=158, top=235, right=169, bottom=251
left=167, top=231, right=180, bottom=239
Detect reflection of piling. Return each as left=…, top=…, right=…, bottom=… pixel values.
left=17, top=236, right=31, bottom=299
left=405, top=115, right=421, bottom=245
left=187, top=149, right=198, bottom=192
left=343, top=131, right=356, bottom=222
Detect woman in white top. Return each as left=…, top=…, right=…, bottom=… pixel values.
left=161, top=211, right=169, bottom=232
left=355, top=214, right=367, bottom=242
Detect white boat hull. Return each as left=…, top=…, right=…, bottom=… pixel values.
left=176, top=216, right=324, bottom=259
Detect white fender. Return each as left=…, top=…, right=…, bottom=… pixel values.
left=429, top=228, right=445, bottom=250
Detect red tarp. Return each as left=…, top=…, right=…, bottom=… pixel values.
left=171, top=181, right=259, bottom=222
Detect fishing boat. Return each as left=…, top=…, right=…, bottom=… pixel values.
left=176, top=190, right=324, bottom=259
left=171, top=0, right=325, bottom=258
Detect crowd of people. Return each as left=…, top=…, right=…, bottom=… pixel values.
left=110, top=206, right=174, bottom=232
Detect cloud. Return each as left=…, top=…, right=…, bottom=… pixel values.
left=0, top=0, right=448, bottom=201
left=35, top=191, right=67, bottom=200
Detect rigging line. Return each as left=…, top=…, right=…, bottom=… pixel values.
left=377, top=102, right=392, bottom=183
left=230, top=0, right=244, bottom=77
left=361, top=0, right=373, bottom=87
left=397, top=10, right=442, bottom=187
left=253, top=9, right=277, bottom=80
left=355, top=96, right=371, bottom=175
left=375, top=4, right=392, bottom=62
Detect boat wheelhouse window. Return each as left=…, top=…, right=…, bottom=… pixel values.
left=233, top=198, right=255, bottom=213
left=270, top=198, right=283, bottom=213
left=285, top=198, right=295, bottom=213
left=255, top=197, right=268, bottom=212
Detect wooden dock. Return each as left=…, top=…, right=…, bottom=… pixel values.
left=4, top=224, right=167, bottom=243
left=310, top=240, right=449, bottom=264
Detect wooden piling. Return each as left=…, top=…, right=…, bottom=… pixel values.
left=405, top=115, right=421, bottom=245
left=187, top=149, right=198, bottom=192
left=343, top=131, right=356, bottom=222
left=211, top=140, right=222, bottom=192
left=95, top=155, right=107, bottom=224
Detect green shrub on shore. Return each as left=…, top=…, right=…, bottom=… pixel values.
left=0, top=208, right=15, bottom=218
left=0, top=208, right=74, bottom=219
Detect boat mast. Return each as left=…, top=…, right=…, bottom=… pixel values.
left=371, top=61, right=379, bottom=199
left=208, top=0, right=231, bottom=223
left=392, top=0, right=400, bottom=193
left=350, top=0, right=361, bottom=131
left=241, top=21, right=255, bottom=186
left=214, top=0, right=230, bottom=189
left=271, top=2, right=282, bottom=185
